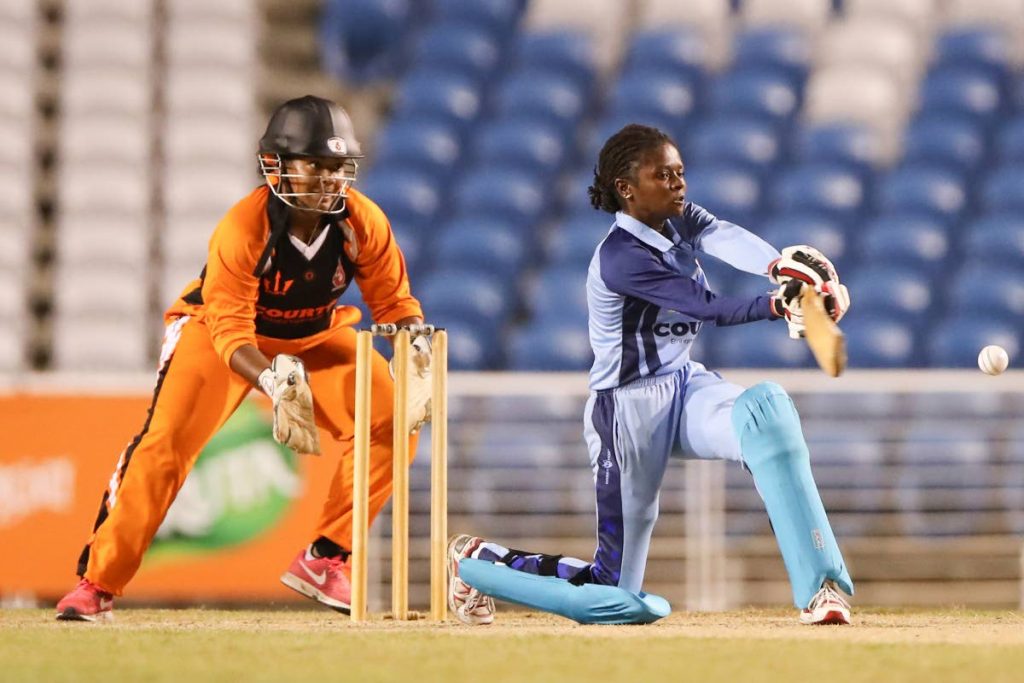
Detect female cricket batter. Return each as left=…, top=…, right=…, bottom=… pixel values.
left=448, top=124, right=854, bottom=626
left=56, top=95, right=431, bottom=621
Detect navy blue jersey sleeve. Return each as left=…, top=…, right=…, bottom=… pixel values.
left=599, top=234, right=774, bottom=326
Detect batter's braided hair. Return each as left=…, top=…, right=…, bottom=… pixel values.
left=588, top=124, right=676, bottom=214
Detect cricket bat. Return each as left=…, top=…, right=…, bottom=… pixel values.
left=801, top=285, right=846, bottom=378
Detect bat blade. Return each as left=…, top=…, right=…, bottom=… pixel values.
left=801, top=285, right=847, bottom=378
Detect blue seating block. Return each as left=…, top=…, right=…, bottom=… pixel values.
left=474, top=119, right=568, bottom=178
left=508, top=322, right=593, bottom=370
left=842, top=316, right=918, bottom=368
left=689, top=118, right=782, bottom=175
left=413, top=22, right=501, bottom=82
left=624, top=29, right=709, bottom=88
left=514, top=30, right=596, bottom=89
left=436, top=218, right=526, bottom=281
left=610, top=73, right=698, bottom=127
left=359, top=168, right=441, bottom=228
left=452, top=168, right=546, bottom=225
left=494, top=72, right=587, bottom=133
left=964, top=213, right=1024, bottom=268
left=758, top=214, right=849, bottom=271
left=733, top=27, right=811, bottom=85
left=418, top=269, right=512, bottom=332
left=772, top=164, right=866, bottom=224
left=844, top=267, right=936, bottom=324
left=981, top=165, right=1024, bottom=213
left=950, top=263, right=1024, bottom=318
left=685, top=165, right=762, bottom=228
left=392, top=69, right=482, bottom=129
left=860, top=214, right=951, bottom=275
left=928, top=314, right=1021, bottom=367
left=876, top=165, right=966, bottom=224
left=795, top=123, right=883, bottom=177
left=710, top=67, right=800, bottom=126
left=374, top=121, right=461, bottom=179
left=713, top=321, right=813, bottom=368
left=903, top=116, right=985, bottom=175
left=920, top=66, right=1003, bottom=128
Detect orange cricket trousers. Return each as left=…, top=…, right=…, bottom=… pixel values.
left=78, top=315, right=414, bottom=595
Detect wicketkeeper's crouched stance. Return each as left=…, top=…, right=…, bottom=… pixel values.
left=56, top=96, right=432, bottom=621
left=447, top=124, right=853, bottom=627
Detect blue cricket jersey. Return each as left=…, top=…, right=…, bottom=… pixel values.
left=587, top=203, right=781, bottom=390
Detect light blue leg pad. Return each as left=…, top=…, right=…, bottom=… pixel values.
left=732, top=382, right=854, bottom=608
left=459, top=559, right=671, bottom=625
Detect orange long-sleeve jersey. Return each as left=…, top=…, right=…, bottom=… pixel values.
left=166, top=185, right=422, bottom=365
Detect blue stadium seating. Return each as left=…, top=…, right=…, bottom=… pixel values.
left=547, top=215, right=606, bottom=269
left=560, top=166, right=599, bottom=217
left=412, top=22, right=502, bottom=83
left=903, top=116, right=986, bottom=175
left=451, top=168, right=546, bottom=225
left=417, top=268, right=512, bottom=333
left=732, top=27, right=810, bottom=86
left=319, top=0, right=411, bottom=83
left=844, top=267, right=936, bottom=324
left=794, top=123, right=883, bottom=177
left=609, top=73, right=699, bottom=130
left=439, top=317, right=503, bottom=370
left=528, top=266, right=589, bottom=325
left=758, top=214, right=849, bottom=271
left=373, top=121, right=461, bottom=180
left=876, top=165, right=966, bottom=224
left=391, top=69, right=482, bottom=130
left=473, top=119, right=568, bottom=178
left=964, top=214, right=1024, bottom=268
left=919, top=66, right=1003, bottom=130
left=585, top=111, right=684, bottom=162
left=688, top=118, right=781, bottom=176
left=432, top=0, right=522, bottom=38
left=390, top=225, right=424, bottom=274
left=935, top=28, right=1012, bottom=89
left=710, top=67, right=800, bottom=128
left=507, top=322, right=593, bottom=370
left=772, top=164, right=866, bottom=225
left=950, top=263, right=1024, bottom=319
left=712, top=321, right=813, bottom=368
left=928, top=314, right=1021, bottom=367
left=358, top=168, right=441, bottom=228
left=514, top=30, right=596, bottom=90
left=493, top=72, right=587, bottom=134
left=623, top=29, right=709, bottom=90
left=980, top=164, right=1024, bottom=213
left=995, top=116, right=1024, bottom=163
left=436, top=218, right=527, bottom=282
left=684, top=165, right=762, bottom=228
left=842, top=316, right=918, bottom=368
left=860, top=214, right=950, bottom=275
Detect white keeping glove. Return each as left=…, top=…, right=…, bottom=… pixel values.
left=258, top=355, right=321, bottom=455
left=389, top=335, right=432, bottom=434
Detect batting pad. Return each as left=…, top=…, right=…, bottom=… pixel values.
left=732, top=382, right=854, bottom=608
left=459, top=559, right=671, bottom=625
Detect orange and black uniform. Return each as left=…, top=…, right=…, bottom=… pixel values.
left=76, top=186, right=422, bottom=595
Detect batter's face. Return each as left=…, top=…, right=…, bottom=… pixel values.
left=616, top=143, right=686, bottom=230
left=282, top=156, right=358, bottom=212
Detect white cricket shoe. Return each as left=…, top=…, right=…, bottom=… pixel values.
left=800, top=581, right=851, bottom=625
left=447, top=534, right=496, bottom=625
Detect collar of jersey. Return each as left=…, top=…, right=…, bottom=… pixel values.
left=287, top=222, right=333, bottom=261
left=614, top=212, right=678, bottom=253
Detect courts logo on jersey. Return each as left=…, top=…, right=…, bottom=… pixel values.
left=331, top=257, right=347, bottom=290
left=653, top=321, right=702, bottom=338
left=326, top=137, right=347, bottom=154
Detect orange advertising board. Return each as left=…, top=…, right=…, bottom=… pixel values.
left=0, top=392, right=348, bottom=603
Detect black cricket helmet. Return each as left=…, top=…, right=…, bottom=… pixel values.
left=258, top=95, right=364, bottom=214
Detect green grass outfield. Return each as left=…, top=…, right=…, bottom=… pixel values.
left=3, top=608, right=1023, bottom=683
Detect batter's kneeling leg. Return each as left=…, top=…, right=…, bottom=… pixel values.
left=731, top=382, right=854, bottom=608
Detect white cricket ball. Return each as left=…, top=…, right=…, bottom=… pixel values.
left=978, top=345, right=1010, bottom=376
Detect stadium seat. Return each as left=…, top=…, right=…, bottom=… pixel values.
left=843, top=0, right=938, bottom=31
left=979, top=165, right=1024, bottom=213
left=844, top=267, right=936, bottom=324
left=794, top=123, right=884, bottom=177
left=547, top=215, right=608, bottom=269
left=842, top=316, right=918, bottom=367
left=935, top=28, right=1012, bottom=87
left=624, top=29, right=710, bottom=88
left=860, top=214, right=950, bottom=275
left=772, top=164, right=866, bottom=225
left=373, top=121, right=461, bottom=179
left=743, top=0, right=833, bottom=32
left=523, top=0, right=628, bottom=74
left=712, top=321, right=814, bottom=368
left=688, top=118, right=781, bottom=176
left=803, top=66, right=904, bottom=155
left=609, top=73, right=699, bottom=130
left=944, top=0, right=1024, bottom=33
left=353, top=169, right=441, bottom=229
left=963, top=214, right=1024, bottom=268
left=928, top=314, right=1021, bottom=367
left=318, top=0, right=410, bottom=83
left=473, top=119, right=568, bottom=178
left=817, top=19, right=922, bottom=91
left=56, top=216, right=149, bottom=269
left=513, top=30, right=596, bottom=90
left=902, top=116, right=985, bottom=175
left=417, top=269, right=512, bottom=332
left=493, top=72, right=587, bottom=134
left=452, top=169, right=546, bottom=226
left=390, top=225, right=425, bottom=275
left=436, top=316, right=504, bottom=370
left=391, top=69, right=482, bottom=130
left=507, top=322, right=593, bottom=371
left=166, top=18, right=254, bottom=69
left=994, top=116, right=1024, bottom=164
left=758, top=214, right=848, bottom=269
left=528, top=266, right=589, bottom=325
left=710, top=68, right=800, bottom=127
left=51, top=317, right=150, bottom=371
left=560, top=166, right=599, bottom=218
left=919, top=67, right=1003, bottom=130
left=436, top=218, right=527, bottom=282
left=585, top=111, right=685, bottom=162
left=431, top=0, right=522, bottom=37
left=733, top=27, right=811, bottom=86
left=684, top=165, right=762, bottom=229
left=875, top=165, right=966, bottom=224
left=949, top=263, right=1024, bottom=319
left=411, top=22, right=501, bottom=83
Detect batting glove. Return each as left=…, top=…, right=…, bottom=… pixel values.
left=768, top=245, right=839, bottom=287
left=258, top=354, right=321, bottom=455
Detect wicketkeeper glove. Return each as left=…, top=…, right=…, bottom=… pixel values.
left=389, top=335, right=433, bottom=434
left=258, top=354, right=321, bottom=455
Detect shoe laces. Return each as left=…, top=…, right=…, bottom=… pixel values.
left=462, top=588, right=493, bottom=615
left=813, top=581, right=850, bottom=610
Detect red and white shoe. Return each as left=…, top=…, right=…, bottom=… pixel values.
left=280, top=547, right=352, bottom=614
left=800, top=581, right=851, bottom=625
left=55, top=579, right=114, bottom=622
left=447, top=534, right=495, bottom=625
